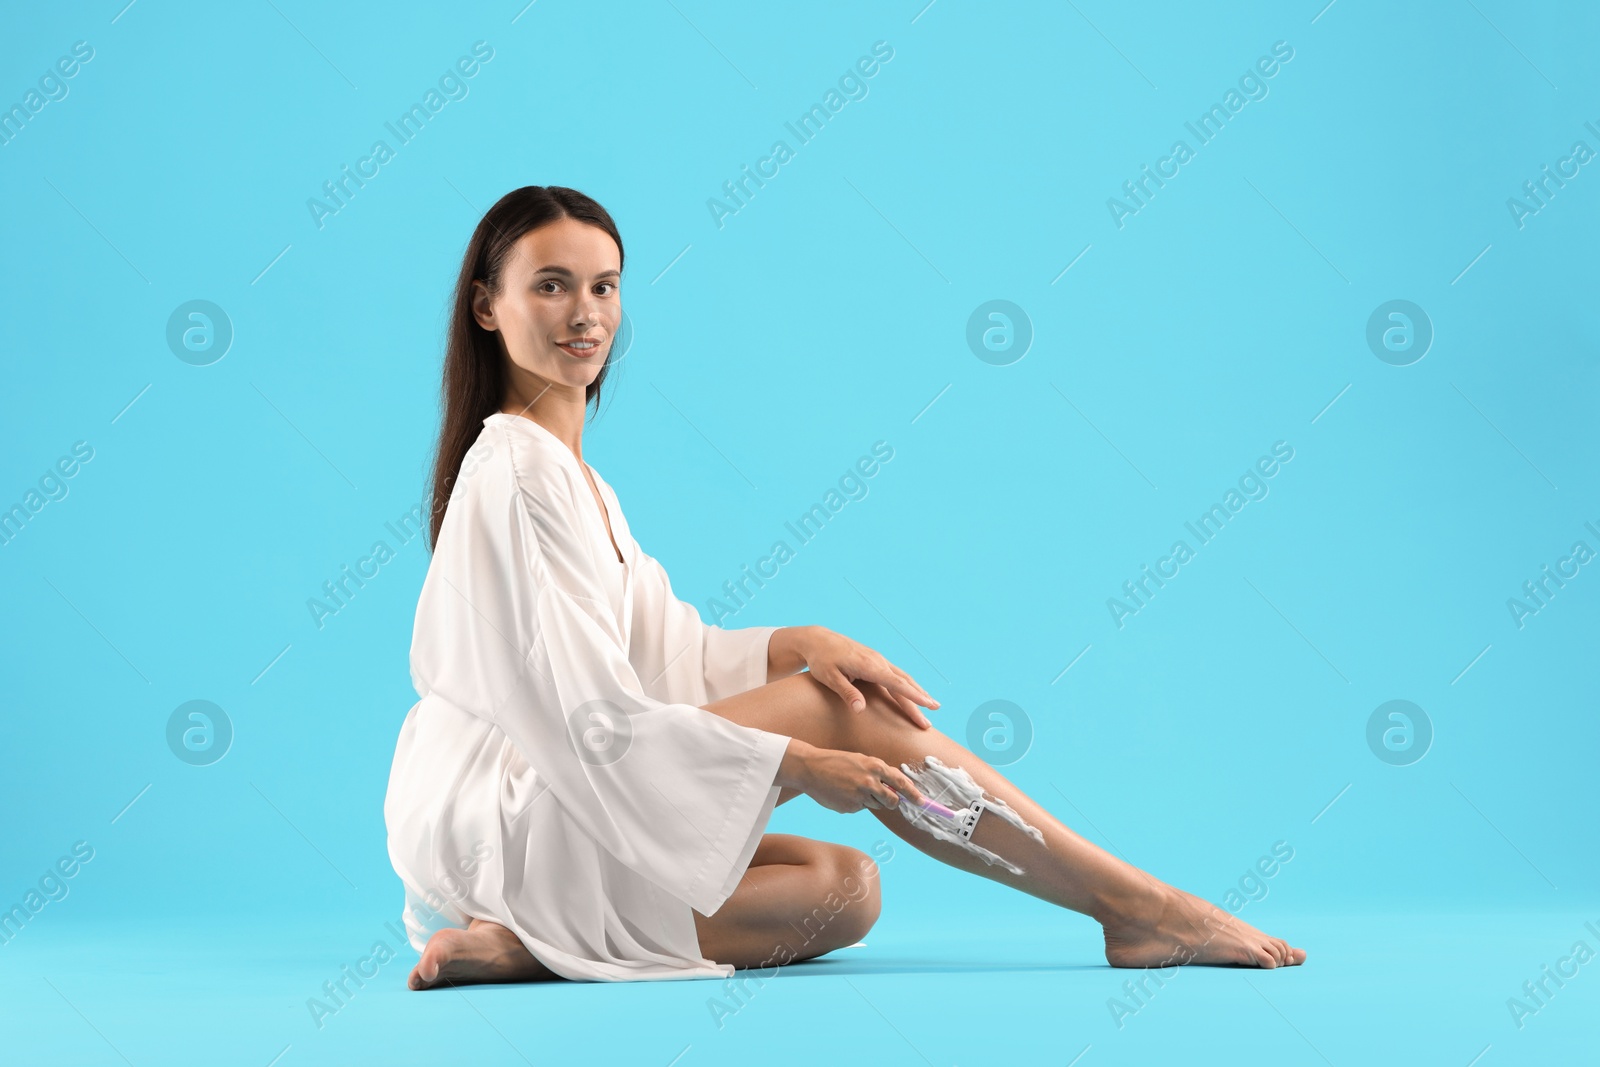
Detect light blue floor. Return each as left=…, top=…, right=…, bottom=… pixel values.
left=5, top=911, right=1594, bottom=1065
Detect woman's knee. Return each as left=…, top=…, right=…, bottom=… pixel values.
left=820, top=845, right=882, bottom=941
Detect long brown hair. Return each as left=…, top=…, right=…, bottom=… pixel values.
left=425, top=185, right=625, bottom=551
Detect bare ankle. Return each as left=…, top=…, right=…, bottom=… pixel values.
left=1093, top=871, right=1171, bottom=927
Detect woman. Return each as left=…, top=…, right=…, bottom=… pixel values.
left=384, top=185, right=1306, bottom=989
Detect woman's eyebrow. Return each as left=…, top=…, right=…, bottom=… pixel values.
left=533, top=265, right=621, bottom=279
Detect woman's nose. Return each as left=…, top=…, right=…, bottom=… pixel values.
left=570, top=295, right=600, bottom=327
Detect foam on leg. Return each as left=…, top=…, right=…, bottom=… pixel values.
left=894, top=755, right=1046, bottom=876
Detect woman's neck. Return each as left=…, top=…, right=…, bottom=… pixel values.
left=501, top=392, right=587, bottom=463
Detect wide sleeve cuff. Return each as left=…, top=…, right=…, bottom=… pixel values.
left=685, top=725, right=791, bottom=916
left=701, top=624, right=780, bottom=704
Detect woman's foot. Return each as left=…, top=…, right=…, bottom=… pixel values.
left=408, top=918, right=552, bottom=990
left=1101, top=882, right=1307, bottom=969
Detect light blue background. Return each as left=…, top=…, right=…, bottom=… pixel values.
left=2, top=0, right=1596, bottom=1064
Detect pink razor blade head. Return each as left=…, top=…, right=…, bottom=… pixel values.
left=915, top=795, right=986, bottom=842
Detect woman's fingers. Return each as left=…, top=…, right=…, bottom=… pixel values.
left=868, top=669, right=927, bottom=714
left=891, top=665, right=939, bottom=708
left=846, top=675, right=930, bottom=729
left=888, top=676, right=938, bottom=714
left=855, top=665, right=937, bottom=723
left=865, top=781, right=900, bottom=809
left=866, top=677, right=931, bottom=728
left=826, top=669, right=868, bottom=711
left=895, top=693, right=932, bottom=729
left=825, top=664, right=934, bottom=728
left=889, top=765, right=925, bottom=805
left=882, top=676, right=933, bottom=728
left=863, top=761, right=924, bottom=809
left=830, top=668, right=900, bottom=716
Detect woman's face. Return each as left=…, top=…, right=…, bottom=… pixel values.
left=472, top=217, right=622, bottom=396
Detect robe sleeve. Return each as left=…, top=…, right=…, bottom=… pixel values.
left=409, top=428, right=792, bottom=917
left=630, top=549, right=780, bottom=705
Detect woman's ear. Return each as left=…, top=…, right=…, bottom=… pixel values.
left=470, top=280, right=497, bottom=332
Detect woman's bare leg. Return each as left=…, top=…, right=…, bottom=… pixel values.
left=704, top=673, right=1306, bottom=969
left=692, top=833, right=882, bottom=968
left=411, top=835, right=880, bottom=987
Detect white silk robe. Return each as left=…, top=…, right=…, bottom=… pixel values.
left=384, top=412, right=791, bottom=982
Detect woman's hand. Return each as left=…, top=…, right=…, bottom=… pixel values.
left=775, top=626, right=940, bottom=728
left=779, top=739, right=928, bottom=815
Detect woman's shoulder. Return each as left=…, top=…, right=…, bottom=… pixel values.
left=469, top=413, right=574, bottom=488
left=454, top=413, right=592, bottom=535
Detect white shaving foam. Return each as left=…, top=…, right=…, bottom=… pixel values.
left=894, top=755, right=1046, bottom=876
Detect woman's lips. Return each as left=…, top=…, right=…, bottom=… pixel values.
left=556, top=340, right=602, bottom=358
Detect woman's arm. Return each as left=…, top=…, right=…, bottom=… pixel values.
left=629, top=543, right=936, bottom=723
left=765, top=625, right=815, bottom=683
left=774, top=736, right=928, bottom=814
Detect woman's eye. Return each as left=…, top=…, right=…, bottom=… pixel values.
left=597, top=282, right=618, bottom=296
